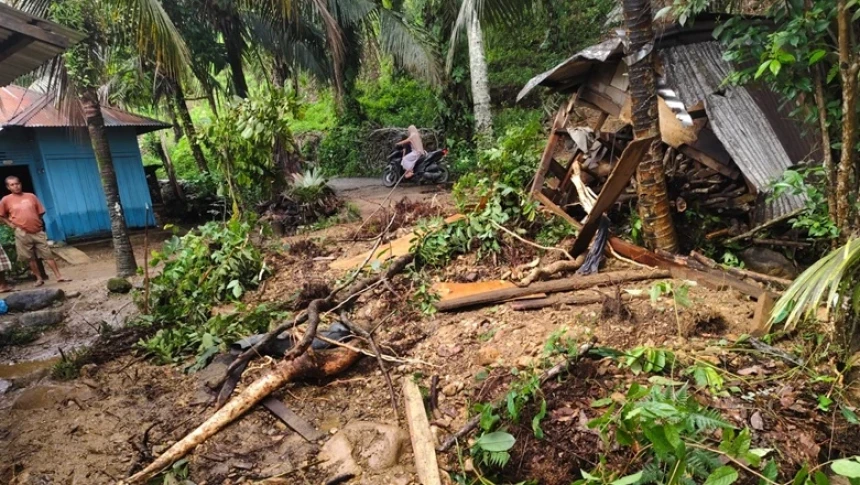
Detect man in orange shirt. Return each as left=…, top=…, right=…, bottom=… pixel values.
left=0, top=176, right=67, bottom=286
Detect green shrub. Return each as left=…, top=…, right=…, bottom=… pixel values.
left=317, top=124, right=366, bottom=177
left=357, top=77, right=441, bottom=128
left=291, top=91, right=337, bottom=134
left=137, top=219, right=271, bottom=364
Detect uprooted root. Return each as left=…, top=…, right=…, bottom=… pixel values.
left=124, top=348, right=360, bottom=484
left=520, top=255, right=586, bottom=286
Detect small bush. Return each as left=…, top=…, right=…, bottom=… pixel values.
left=317, top=124, right=366, bottom=177
left=136, top=219, right=270, bottom=364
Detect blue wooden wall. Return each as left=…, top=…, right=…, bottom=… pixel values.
left=0, top=127, right=155, bottom=242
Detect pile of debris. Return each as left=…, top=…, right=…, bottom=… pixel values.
left=519, top=15, right=819, bottom=244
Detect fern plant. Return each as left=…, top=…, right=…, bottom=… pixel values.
left=586, top=384, right=757, bottom=485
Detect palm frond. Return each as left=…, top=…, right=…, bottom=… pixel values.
left=326, top=0, right=376, bottom=25
left=446, top=0, right=536, bottom=71
left=771, top=238, right=860, bottom=332
left=109, top=0, right=191, bottom=77
left=377, top=9, right=441, bottom=86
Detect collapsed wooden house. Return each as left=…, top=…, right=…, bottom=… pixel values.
left=518, top=17, right=819, bottom=244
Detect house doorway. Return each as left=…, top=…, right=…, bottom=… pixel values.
left=0, top=165, right=36, bottom=197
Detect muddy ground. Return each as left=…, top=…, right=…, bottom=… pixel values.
left=1, top=181, right=858, bottom=485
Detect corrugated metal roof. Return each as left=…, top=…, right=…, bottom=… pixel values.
left=517, top=38, right=624, bottom=102
left=519, top=21, right=812, bottom=225
left=657, top=41, right=808, bottom=222
left=0, top=4, right=85, bottom=87
left=0, top=85, right=169, bottom=134
left=705, top=88, right=805, bottom=222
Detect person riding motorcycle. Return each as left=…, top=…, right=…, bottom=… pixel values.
left=395, top=125, right=425, bottom=179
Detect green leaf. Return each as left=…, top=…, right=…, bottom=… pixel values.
left=705, top=466, right=739, bottom=485
left=814, top=471, right=831, bottom=485
left=842, top=406, right=860, bottom=424
left=818, top=394, right=834, bottom=411
left=755, top=62, right=771, bottom=79
left=769, top=60, right=782, bottom=76
left=591, top=397, right=614, bottom=408
left=832, top=459, right=860, bottom=478
left=474, top=431, right=516, bottom=453
left=612, top=471, right=644, bottom=485
left=809, top=49, right=827, bottom=65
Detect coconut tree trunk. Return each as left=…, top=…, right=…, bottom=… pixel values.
left=836, top=0, right=859, bottom=235
left=170, top=79, right=209, bottom=173
left=165, top=97, right=183, bottom=143
left=221, top=19, right=249, bottom=98
left=157, top=134, right=185, bottom=203
left=80, top=88, right=138, bottom=277
left=623, top=0, right=678, bottom=253
left=465, top=8, right=493, bottom=146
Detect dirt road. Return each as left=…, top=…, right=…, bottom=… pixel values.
left=329, top=177, right=451, bottom=218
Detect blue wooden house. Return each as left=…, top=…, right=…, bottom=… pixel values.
left=0, top=86, right=166, bottom=242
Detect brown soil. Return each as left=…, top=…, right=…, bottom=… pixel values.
left=1, top=187, right=859, bottom=485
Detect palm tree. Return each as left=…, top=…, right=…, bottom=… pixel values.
left=446, top=0, right=538, bottom=145
left=17, top=0, right=189, bottom=277
left=622, top=0, right=678, bottom=252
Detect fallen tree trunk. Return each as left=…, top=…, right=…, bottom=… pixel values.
left=435, top=270, right=669, bottom=312
left=124, top=348, right=360, bottom=484
left=510, top=291, right=648, bottom=311
left=437, top=339, right=596, bottom=452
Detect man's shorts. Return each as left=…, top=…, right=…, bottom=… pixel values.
left=15, top=228, right=53, bottom=261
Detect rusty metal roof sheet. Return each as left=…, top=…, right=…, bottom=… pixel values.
left=0, top=4, right=85, bottom=87
left=0, top=86, right=169, bottom=134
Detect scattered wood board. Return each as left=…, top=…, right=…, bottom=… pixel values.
left=52, top=246, right=92, bottom=265
left=433, top=281, right=546, bottom=303
left=330, top=214, right=464, bottom=271
left=402, top=378, right=442, bottom=485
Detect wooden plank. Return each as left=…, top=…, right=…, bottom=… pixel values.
left=0, top=15, right=72, bottom=48
left=688, top=124, right=732, bottom=165
left=261, top=397, right=325, bottom=442
left=435, top=270, right=671, bottom=312
left=679, top=145, right=740, bottom=180
left=330, top=214, right=464, bottom=271
left=433, top=280, right=546, bottom=302
left=570, top=136, right=656, bottom=257
left=592, top=112, right=609, bottom=132
left=52, top=246, right=92, bottom=265
left=402, top=378, right=443, bottom=485
left=658, top=98, right=700, bottom=148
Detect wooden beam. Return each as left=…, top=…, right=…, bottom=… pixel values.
left=0, top=34, right=34, bottom=64
left=0, top=15, right=71, bottom=48
left=678, top=145, right=740, bottom=180
left=570, top=136, right=656, bottom=257
left=580, top=88, right=622, bottom=116
left=531, top=91, right=580, bottom=196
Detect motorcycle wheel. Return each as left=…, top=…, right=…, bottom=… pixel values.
left=435, top=167, right=449, bottom=184
left=382, top=167, right=399, bottom=187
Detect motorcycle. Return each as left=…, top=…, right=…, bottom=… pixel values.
left=381, top=145, right=449, bottom=187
